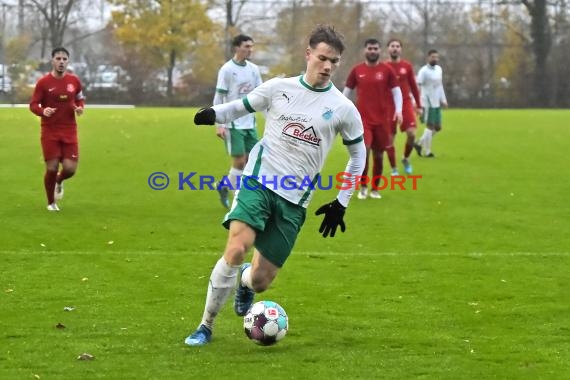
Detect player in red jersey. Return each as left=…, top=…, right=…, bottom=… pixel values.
left=343, top=38, right=402, bottom=199
left=386, top=39, right=422, bottom=174
left=29, top=47, right=85, bottom=211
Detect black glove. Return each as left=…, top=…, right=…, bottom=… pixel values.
left=194, top=108, right=216, bottom=125
left=315, top=199, right=346, bottom=238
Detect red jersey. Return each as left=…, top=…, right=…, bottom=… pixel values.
left=386, top=59, right=421, bottom=108
left=29, top=72, right=85, bottom=129
left=345, top=62, right=398, bottom=126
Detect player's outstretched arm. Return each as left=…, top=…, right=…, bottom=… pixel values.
left=194, top=98, right=252, bottom=126
left=315, top=199, right=346, bottom=238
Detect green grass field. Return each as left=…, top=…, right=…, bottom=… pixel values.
left=1, top=107, right=569, bottom=379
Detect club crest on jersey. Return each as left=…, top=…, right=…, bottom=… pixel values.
left=400, top=68, right=407, bottom=75
left=282, top=123, right=322, bottom=146
left=322, top=107, right=333, bottom=120
left=375, top=72, right=384, bottom=80
left=66, top=83, right=75, bottom=92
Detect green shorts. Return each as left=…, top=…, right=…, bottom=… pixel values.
left=421, top=107, right=442, bottom=127
left=225, top=128, right=258, bottom=157
left=222, top=178, right=307, bottom=267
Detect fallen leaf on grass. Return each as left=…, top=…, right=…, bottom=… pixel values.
left=77, top=353, right=95, bottom=361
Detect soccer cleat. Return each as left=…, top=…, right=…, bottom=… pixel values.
left=234, top=263, right=254, bottom=316
left=413, top=143, right=422, bottom=157
left=402, top=159, right=413, bottom=174
left=54, top=182, right=64, bottom=200
left=184, top=324, right=212, bottom=346
left=47, top=203, right=60, bottom=212
left=369, top=190, right=382, bottom=199
left=391, top=168, right=399, bottom=176
left=215, top=182, right=230, bottom=209
left=425, top=152, right=436, bottom=158
left=357, top=186, right=368, bottom=200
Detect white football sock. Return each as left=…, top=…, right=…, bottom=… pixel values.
left=418, top=129, right=429, bottom=146
left=200, top=257, right=239, bottom=330
left=423, top=129, right=433, bottom=154
left=228, top=167, right=243, bottom=191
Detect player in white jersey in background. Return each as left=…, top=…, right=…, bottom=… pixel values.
left=185, top=25, right=366, bottom=346
left=214, top=34, right=263, bottom=208
left=415, top=49, right=448, bottom=158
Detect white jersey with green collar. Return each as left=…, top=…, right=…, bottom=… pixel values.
left=239, top=75, right=363, bottom=208
left=215, top=59, right=263, bottom=129
left=416, top=64, right=447, bottom=108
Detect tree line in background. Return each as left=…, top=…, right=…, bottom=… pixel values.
left=0, top=0, right=568, bottom=108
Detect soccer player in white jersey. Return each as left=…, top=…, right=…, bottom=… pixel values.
left=415, top=49, right=448, bottom=158
left=185, top=25, right=366, bottom=346
left=214, top=34, right=263, bottom=208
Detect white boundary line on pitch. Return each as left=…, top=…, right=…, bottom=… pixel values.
left=0, top=250, right=569, bottom=257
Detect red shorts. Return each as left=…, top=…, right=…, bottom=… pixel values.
left=391, top=103, right=417, bottom=134
left=363, top=123, right=390, bottom=151
left=41, top=127, right=79, bottom=161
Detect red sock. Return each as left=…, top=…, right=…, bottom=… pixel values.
left=386, top=146, right=396, bottom=168
left=404, top=142, right=413, bottom=158
left=44, top=170, right=58, bottom=204
left=56, top=169, right=75, bottom=184
left=372, top=150, right=384, bottom=188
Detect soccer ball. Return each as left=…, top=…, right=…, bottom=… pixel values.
left=243, top=300, right=288, bottom=346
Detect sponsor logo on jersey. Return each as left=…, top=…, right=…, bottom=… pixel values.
left=282, top=123, right=322, bottom=146
left=281, top=92, right=291, bottom=103
left=238, top=82, right=254, bottom=95
left=66, top=83, right=75, bottom=92
left=278, top=114, right=311, bottom=123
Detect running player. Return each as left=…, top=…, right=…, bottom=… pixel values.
left=213, top=34, right=263, bottom=208
left=185, top=25, right=366, bottom=346
left=343, top=38, right=402, bottom=199
left=29, top=47, right=85, bottom=211
left=386, top=38, right=422, bottom=174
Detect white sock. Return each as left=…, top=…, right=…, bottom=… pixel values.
left=241, top=265, right=253, bottom=289
left=424, top=129, right=433, bottom=154
left=228, top=167, right=243, bottom=191
left=199, top=257, right=239, bottom=330
left=418, top=129, right=429, bottom=145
